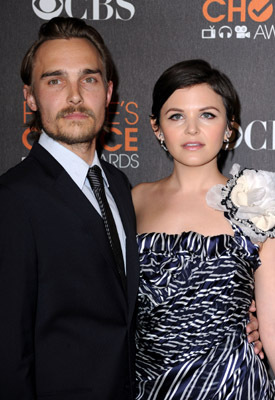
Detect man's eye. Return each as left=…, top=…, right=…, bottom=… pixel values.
left=169, top=113, right=183, bottom=120
left=84, top=77, right=96, bottom=83
left=48, top=79, right=61, bottom=85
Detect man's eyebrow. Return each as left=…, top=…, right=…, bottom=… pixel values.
left=82, top=68, right=102, bottom=76
left=40, top=68, right=102, bottom=79
left=40, top=70, right=64, bottom=79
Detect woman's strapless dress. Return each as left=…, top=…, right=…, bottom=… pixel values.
left=136, top=217, right=275, bottom=399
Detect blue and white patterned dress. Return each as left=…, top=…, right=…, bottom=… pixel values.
left=135, top=215, right=275, bottom=399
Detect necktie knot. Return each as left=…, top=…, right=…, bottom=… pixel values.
left=87, top=165, right=104, bottom=190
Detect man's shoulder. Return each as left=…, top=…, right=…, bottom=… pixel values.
left=0, top=156, right=36, bottom=186
left=0, top=142, right=62, bottom=188
left=0, top=156, right=38, bottom=210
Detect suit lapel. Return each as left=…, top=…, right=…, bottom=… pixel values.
left=102, top=164, right=139, bottom=320
left=29, top=143, right=128, bottom=296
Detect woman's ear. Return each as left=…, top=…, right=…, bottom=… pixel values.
left=223, top=130, right=230, bottom=142
left=227, top=118, right=236, bottom=138
left=150, top=117, right=161, bottom=140
left=224, top=120, right=234, bottom=141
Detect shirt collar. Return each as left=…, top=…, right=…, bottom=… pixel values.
left=38, top=131, right=109, bottom=190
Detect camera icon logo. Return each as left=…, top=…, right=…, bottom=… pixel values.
left=235, top=25, right=251, bottom=39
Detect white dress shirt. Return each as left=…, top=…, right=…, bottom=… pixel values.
left=39, top=132, right=126, bottom=270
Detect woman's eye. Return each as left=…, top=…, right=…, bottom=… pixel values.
left=169, top=113, right=183, bottom=121
left=201, top=112, right=216, bottom=119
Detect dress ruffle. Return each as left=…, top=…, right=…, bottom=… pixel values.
left=137, top=225, right=260, bottom=306
left=206, top=164, right=275, bottom=243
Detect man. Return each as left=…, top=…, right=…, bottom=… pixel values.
left=0, top=17, right=139, bottom=399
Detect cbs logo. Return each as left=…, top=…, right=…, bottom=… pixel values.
left=32, top=0, right=135, bottom=21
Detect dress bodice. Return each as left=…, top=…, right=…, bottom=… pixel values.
left=135, top=220, right=274, bottom=399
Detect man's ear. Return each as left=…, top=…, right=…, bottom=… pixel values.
left=23, top=85, right=38, bottom=111
left=106, top=81, right=113, bottom=107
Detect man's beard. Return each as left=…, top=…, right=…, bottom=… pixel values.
left=40, top=106, right=104, bottom=145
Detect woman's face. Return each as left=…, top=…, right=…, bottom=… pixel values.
left=154, top=83, right=229, bottom=168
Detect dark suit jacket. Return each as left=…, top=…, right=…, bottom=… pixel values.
left=0, top=143, right=139, bottom=400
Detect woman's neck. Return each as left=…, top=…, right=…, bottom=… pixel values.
left=168, top=160, right=227, bottom=193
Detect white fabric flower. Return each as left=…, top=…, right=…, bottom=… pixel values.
left=231, top=168, right=275, bottom=231
left=206, top=164, right=275, bottom=243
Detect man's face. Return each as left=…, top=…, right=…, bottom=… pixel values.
left=24, top=38, right=113, bottom=145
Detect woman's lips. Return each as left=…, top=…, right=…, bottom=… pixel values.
left=182, top=142, right=204, bottom=150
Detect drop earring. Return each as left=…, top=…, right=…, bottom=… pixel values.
left=223, top=130, right=231, bottom=151
left=159, top=131, right=168, bottom=152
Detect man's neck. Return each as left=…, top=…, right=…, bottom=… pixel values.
left=57, top=140, right=96, bottom=165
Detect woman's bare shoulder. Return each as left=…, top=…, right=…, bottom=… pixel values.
left=132, top=179, right=165, bottom=208
left=132, top=181, right=153, bottom=195
left=132, top=179, right=165, bottom=197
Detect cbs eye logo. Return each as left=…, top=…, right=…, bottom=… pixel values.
left=32, top=0, right=135, bottom=20
left=32, top=0, right=63, bottom=20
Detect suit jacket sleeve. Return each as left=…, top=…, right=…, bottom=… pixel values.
left=0, top=184, right=37, bottom=399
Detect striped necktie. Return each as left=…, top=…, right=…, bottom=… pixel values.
left=87, top=165, right=126, bottom=291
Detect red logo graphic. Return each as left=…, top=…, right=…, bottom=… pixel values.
left=203, top=0, right=273, bottom=22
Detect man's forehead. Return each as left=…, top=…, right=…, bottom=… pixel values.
left=36, top=37, right=99, bottom=52
left=33, top=38, right=103, bottom=75
left=35, top=38, right=100, bottom=62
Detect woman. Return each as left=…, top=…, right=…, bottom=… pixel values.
left=132, top=60, right=275, bottom=399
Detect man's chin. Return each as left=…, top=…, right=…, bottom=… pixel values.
left=44, top=129, right=99, bottom=145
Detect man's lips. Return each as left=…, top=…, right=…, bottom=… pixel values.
left=57, top=107, right=95, bottom=120
left=63, top=112, right=89, bottom=120
left=182, top=142, right=204, bottom=150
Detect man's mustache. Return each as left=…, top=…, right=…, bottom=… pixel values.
left=56, top=107, right=95, bottom=119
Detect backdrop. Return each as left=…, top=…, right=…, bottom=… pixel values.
left=1, top=0, right=275, bottom=187
left=1, top=0, right=274, bottom=378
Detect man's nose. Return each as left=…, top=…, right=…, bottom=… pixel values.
left=67, top=82, right=83, bottom=106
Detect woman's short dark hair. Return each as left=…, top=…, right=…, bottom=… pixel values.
left=151, top=59, right=240, bottom=130
left=21, top=17, right=113, bottom=132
